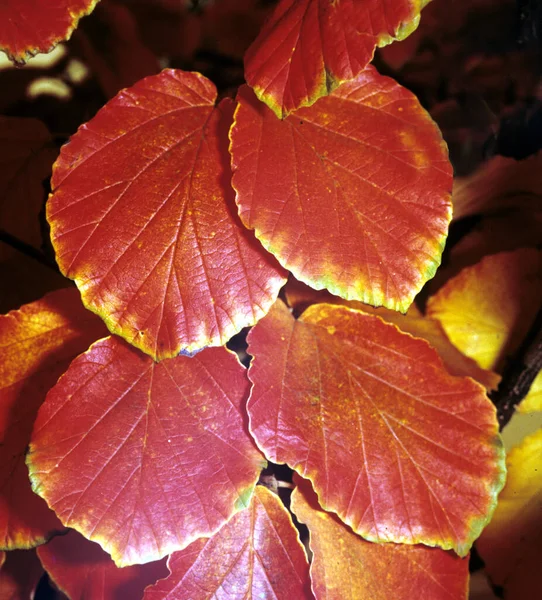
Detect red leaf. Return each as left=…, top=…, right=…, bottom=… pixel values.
left=291, top=476, right=469, bottom=599
left=144, top=486, right=313, bottom=599
left=244, top=0, right=426, bottom=118
left=246, top=300, right=505, bottom=556
left=0, top=0, right=100, bottom=65
left=37, top=529, right=169, bottom=599
left=0, top=289, right=107, bottom=550
left=283, top=277, right=501, bottom=391
left=48, top=70, right=286, bottom=361
left=27, top=337, right=266, bottom=566
left=0, top=550, right=44, bottom=600
left=230, top=69, right=452, bottom=312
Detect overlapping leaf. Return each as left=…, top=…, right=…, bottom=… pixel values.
left=37, top=530, right=169, bottom=599
left=518, top=380, right=542, bottom=413
left=48, top=69, right=286, bottom=361
left=0, top=288, right=107, bottom=550
left=291, top=476, right=469, bottom=599
left=144, top=486, right=312, bottom=599
left=74, top=1, right=160, bottom=99
left=283, top=277, right=500, bottom=390
left=431, top=209, right=542, bottom=291
left=426, top=249, right=542, bottom=409
left=230, top=68, right=452, bottom=312
left=452, top=153, right=542, bottom=221
left=27, top=336, right=266, bottom=566
left=244, top=0, right=428, bottom=118
left=0, top=117, right=57, bottom=250
left=247, top=299, right=505, bottom=555
left=0, top=550, right=44, bottom=599
left=477, top=429, right=542, bottom=599
left=0, top=0, right=100, bottom=64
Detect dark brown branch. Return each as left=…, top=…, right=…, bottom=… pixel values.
left=491, top=304, right=542, bottom=429
left=0, top=229, right=60, bottom=273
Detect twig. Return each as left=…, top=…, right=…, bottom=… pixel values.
left=491, top=304, right=542, bottom=429
left=0, top=229, right=60, bottom=273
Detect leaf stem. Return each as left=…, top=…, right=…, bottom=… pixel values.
left=491, top=304, right=542, bottom=429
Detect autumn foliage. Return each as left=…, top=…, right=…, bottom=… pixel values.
left=1, top=0, right=541, bottom=599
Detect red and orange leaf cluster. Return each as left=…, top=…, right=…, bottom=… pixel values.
left=0, top=0, right=517, bottom=598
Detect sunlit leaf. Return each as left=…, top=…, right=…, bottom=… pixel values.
left=0, top=550, right=44, bottom=599
left=247, top=299, right=505, bottom=555
left=518, top=377, right=542, bottom=413
left=144, top=486, right=312, bottom=599
left=48, top=70, right=286, bottom=361
left=37, top=529, right=168, bottom=599
left=27, top=336, right=266, bottom=566
left=0, top=289, right=107, bottom=550
left=0, top=0, right=100, bottom=64
left=426, top=249, right=542, bottom=372
left=291, top=476, right=469, bottom=599
left=283, top=277, right=500, bottom=391
left=477, top=429, right=542, bottom=599
left=0, top=117, right=57, bottom=249
left=244, top=0, right=428, bottom=118
left=230, top=69, right=452, bottom=312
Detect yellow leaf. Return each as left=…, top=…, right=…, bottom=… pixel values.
left=427, top=249, right=542, bottom=371
left=477, top=429, right=542, bottom=599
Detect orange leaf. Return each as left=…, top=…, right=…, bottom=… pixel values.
left=47, top=70, right=286, bottom=360
left=0, top=289, right=107, bottom=549
left=291, top=476, right=469, bottom=600
left=230, top=68, right=452, bottom=312
left=247, top=299, right=505, bottom=555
